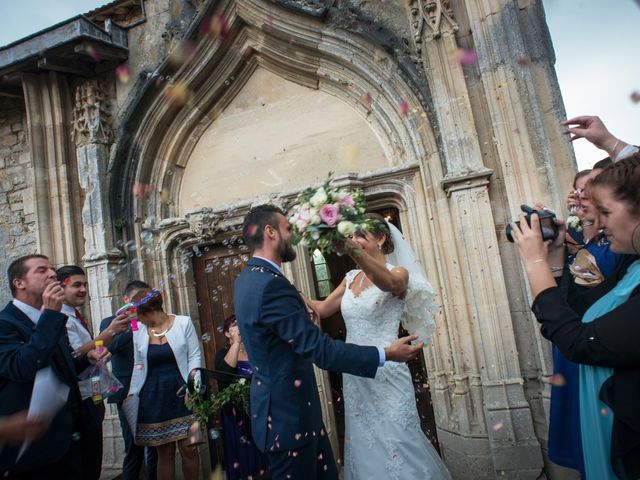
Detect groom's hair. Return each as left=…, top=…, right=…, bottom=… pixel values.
left=242, top=204, right=285, bottom=251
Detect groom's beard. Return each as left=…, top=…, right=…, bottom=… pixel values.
left=279, top=237, right=297, bottom=263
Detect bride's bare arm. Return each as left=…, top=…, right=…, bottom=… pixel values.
left=348, top=241, right=408, bottom=295
left=310, top=278, right=347, bottom=319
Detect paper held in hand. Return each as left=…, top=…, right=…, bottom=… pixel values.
left=17, top=367, right=70, bottom=461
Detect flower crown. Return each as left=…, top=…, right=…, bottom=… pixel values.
left=132, top=288, right=161, bottom=308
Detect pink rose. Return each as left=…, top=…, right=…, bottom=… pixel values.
left=319, top=204, right=340, bottom=227
left=340, top=194, right=355, bottom=207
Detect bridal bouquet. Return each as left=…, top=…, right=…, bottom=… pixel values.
left=288, top=176, right=369, bottom=254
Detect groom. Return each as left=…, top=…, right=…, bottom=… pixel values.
left=234, top=204, right=424, bottom=479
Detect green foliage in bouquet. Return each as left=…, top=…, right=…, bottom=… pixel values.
left=288, top=173, right=378, bottom=255
left=186, top=379, right=250, bottom=431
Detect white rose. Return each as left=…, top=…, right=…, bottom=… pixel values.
left=337, top=221, right=356, bottom=236
left=309, top=188, right=328, bottom=207
left=311, top=214, right=321, bottom=225
left=311, top=231, right=320, bottom=240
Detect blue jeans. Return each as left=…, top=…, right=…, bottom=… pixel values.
left=116, top=403, right=157, bottom=480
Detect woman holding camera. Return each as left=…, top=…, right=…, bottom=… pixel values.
left=510, top=155, right=640, bottom=479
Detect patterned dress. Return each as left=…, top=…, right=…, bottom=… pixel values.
left=136, top=343, right=193, bottom=446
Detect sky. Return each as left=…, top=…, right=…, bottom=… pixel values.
left=0, top=0, right=637, bottom=170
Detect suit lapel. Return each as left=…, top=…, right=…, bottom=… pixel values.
left=5, top=302, right=77, bottom=383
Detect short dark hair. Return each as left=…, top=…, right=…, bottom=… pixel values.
left=123, top=280, right=151, bottom=298
left=8, top=254, right=49, bottom=296
left=223, top=314, right=237, bottom=333
left=56, top=265, right=85, bottom=284
left=573, top=169, right=591, bottom=189
left=242, top=204, right=284, bottom=251
left=593, top=157, right=613, bottom=171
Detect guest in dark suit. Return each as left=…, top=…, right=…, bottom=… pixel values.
left=100, top=280, right=157, bottom=480
left=0, top=254, right=97, bottom=479
left=234, top=205, right=424, bottom=480
left=56, top=265, right=130, bottom=480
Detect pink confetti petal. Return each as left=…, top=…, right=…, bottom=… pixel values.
left=116, top=64, right=130, bottom=84
left=399, top=100, right=409, bottom=117
left=451, top=48, right=478, bottom=66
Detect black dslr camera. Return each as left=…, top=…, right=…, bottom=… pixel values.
left=505, top=204, right=559, bottom=243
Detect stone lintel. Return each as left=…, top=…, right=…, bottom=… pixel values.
left=270, top=0, right=333, bottom=18
left=441, top=168, right=493, bottom=197
left=83, top=249, right=125, bottom=265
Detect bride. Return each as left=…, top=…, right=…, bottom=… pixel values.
left=312, top=213, right=451, bottom=480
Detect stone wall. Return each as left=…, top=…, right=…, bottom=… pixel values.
left=0, top=96, right=36, bottom=304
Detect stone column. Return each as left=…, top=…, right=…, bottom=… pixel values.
left=21, top=71, right=83, bottom=264
left=72, top=78, right=126, bottom=472
left=407, top=1, right=543, bottom=477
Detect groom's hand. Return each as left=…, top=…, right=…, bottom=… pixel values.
left=384, top=335, right=424, bottom=362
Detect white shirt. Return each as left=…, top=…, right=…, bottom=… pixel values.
left=12, top=299, right=42, bottom=324
left=253, top=255, right=284, bottom=274
left=615, top=144, right=639, bottom=161
left=62, top=304, right=92, bottom=350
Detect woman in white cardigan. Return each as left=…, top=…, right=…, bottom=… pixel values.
left=128, top=288, right=203, bottom=480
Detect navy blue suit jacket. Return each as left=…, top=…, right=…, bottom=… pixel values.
left=0, top=302, right=85, bottom=474
left=234, top=257, right=379, bottom=452
left=99, top=315, right=134, bottom=404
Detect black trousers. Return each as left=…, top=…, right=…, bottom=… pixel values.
left=79, top=398, right=105, bottom=480
left=5, top=440, right=83, bottom=480
left=266, top=432, right=339, bottom=480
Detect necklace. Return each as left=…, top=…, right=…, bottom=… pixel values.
left=150, top=328, right=169, bottom=338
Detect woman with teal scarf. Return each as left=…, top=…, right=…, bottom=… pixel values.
left=510, top=154, right=640, bottom=479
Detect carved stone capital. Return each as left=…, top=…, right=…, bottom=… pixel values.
left=441, top=168, right=493, bottom=197
left=72, top=79, right=113, bottom=147
left=408, top=0, right=458, bottom=44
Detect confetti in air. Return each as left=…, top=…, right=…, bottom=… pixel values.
left=399, top=100, right=409, bottom=117
left=549, top=374, right=566, bottom=387
left=208, top=13, right=229, bottom=40
left=361, top=91, right=372, bottom=108
left=451, top=48, right=478, bottom=66
left=116, top=64, right=130, bottom=84
left=294, top=379, right=302, bottom=388
left=631, top=91, right=640, bottom=103
left=516, top=55, right=531, bottom=66
left=164, top=82, right=190, bottom=106
left=86, top=45, right=101, bottom=63
left=493, top=421, right=504, bottom=431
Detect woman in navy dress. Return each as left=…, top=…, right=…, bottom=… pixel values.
left=215, top=315, right=268, bottom=479
left=128, top=288, right=203, bottom=480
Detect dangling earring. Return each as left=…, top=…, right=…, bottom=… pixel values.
left=378, top=243, right=383, bottom=251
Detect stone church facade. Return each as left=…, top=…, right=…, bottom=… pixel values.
left=0, top=0, right=578, bottom=478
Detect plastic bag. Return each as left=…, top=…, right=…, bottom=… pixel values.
left=78, top=361, right=123, bottom=402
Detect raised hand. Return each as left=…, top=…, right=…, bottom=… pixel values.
left=42, top=281, right=65, bottom=311
left=384, top=335, right=424, bottom=362
left=108, top=312, right=131, bottom=336
left=561, top=115, right=621, bottom=155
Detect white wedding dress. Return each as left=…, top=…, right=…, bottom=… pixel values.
left=341, top=267, right=451, bottom=480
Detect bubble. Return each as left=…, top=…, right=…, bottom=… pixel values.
left=216, top=285, right=223, bottom=291
left=125, top=240, right=137, bottom=253
left=201, top=333, right=212, bottom=342
left=212, top=296, right=219, bottom=303
left=209, top=428, right=220, bottom=439
left=72, top=432, right=82, bottom=441
left=239, top=436, right=248, bottom=444
left=216, top=325, right=224, bottom=333
left=116, top=239, right=125, bottom=250
left=204, top=264, right=214, bottom=274
left=222, top=303, right=229, bottom=309
left=141, top=230, right=154, bottom=244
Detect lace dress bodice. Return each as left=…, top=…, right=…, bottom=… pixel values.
left=341, top=267, right=405, bottom=347
left=339, top=266, right=451, bottom=480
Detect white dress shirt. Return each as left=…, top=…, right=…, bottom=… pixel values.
left=61, top=304, right=92, bottom=350
left=12, top=299, right=42, bottom=324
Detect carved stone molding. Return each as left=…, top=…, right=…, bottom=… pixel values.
left=72, top=79, right=113, bottom=147
left=441, top=168, right=493, bottom=197
left=408, top=0, right=458, bottom=45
